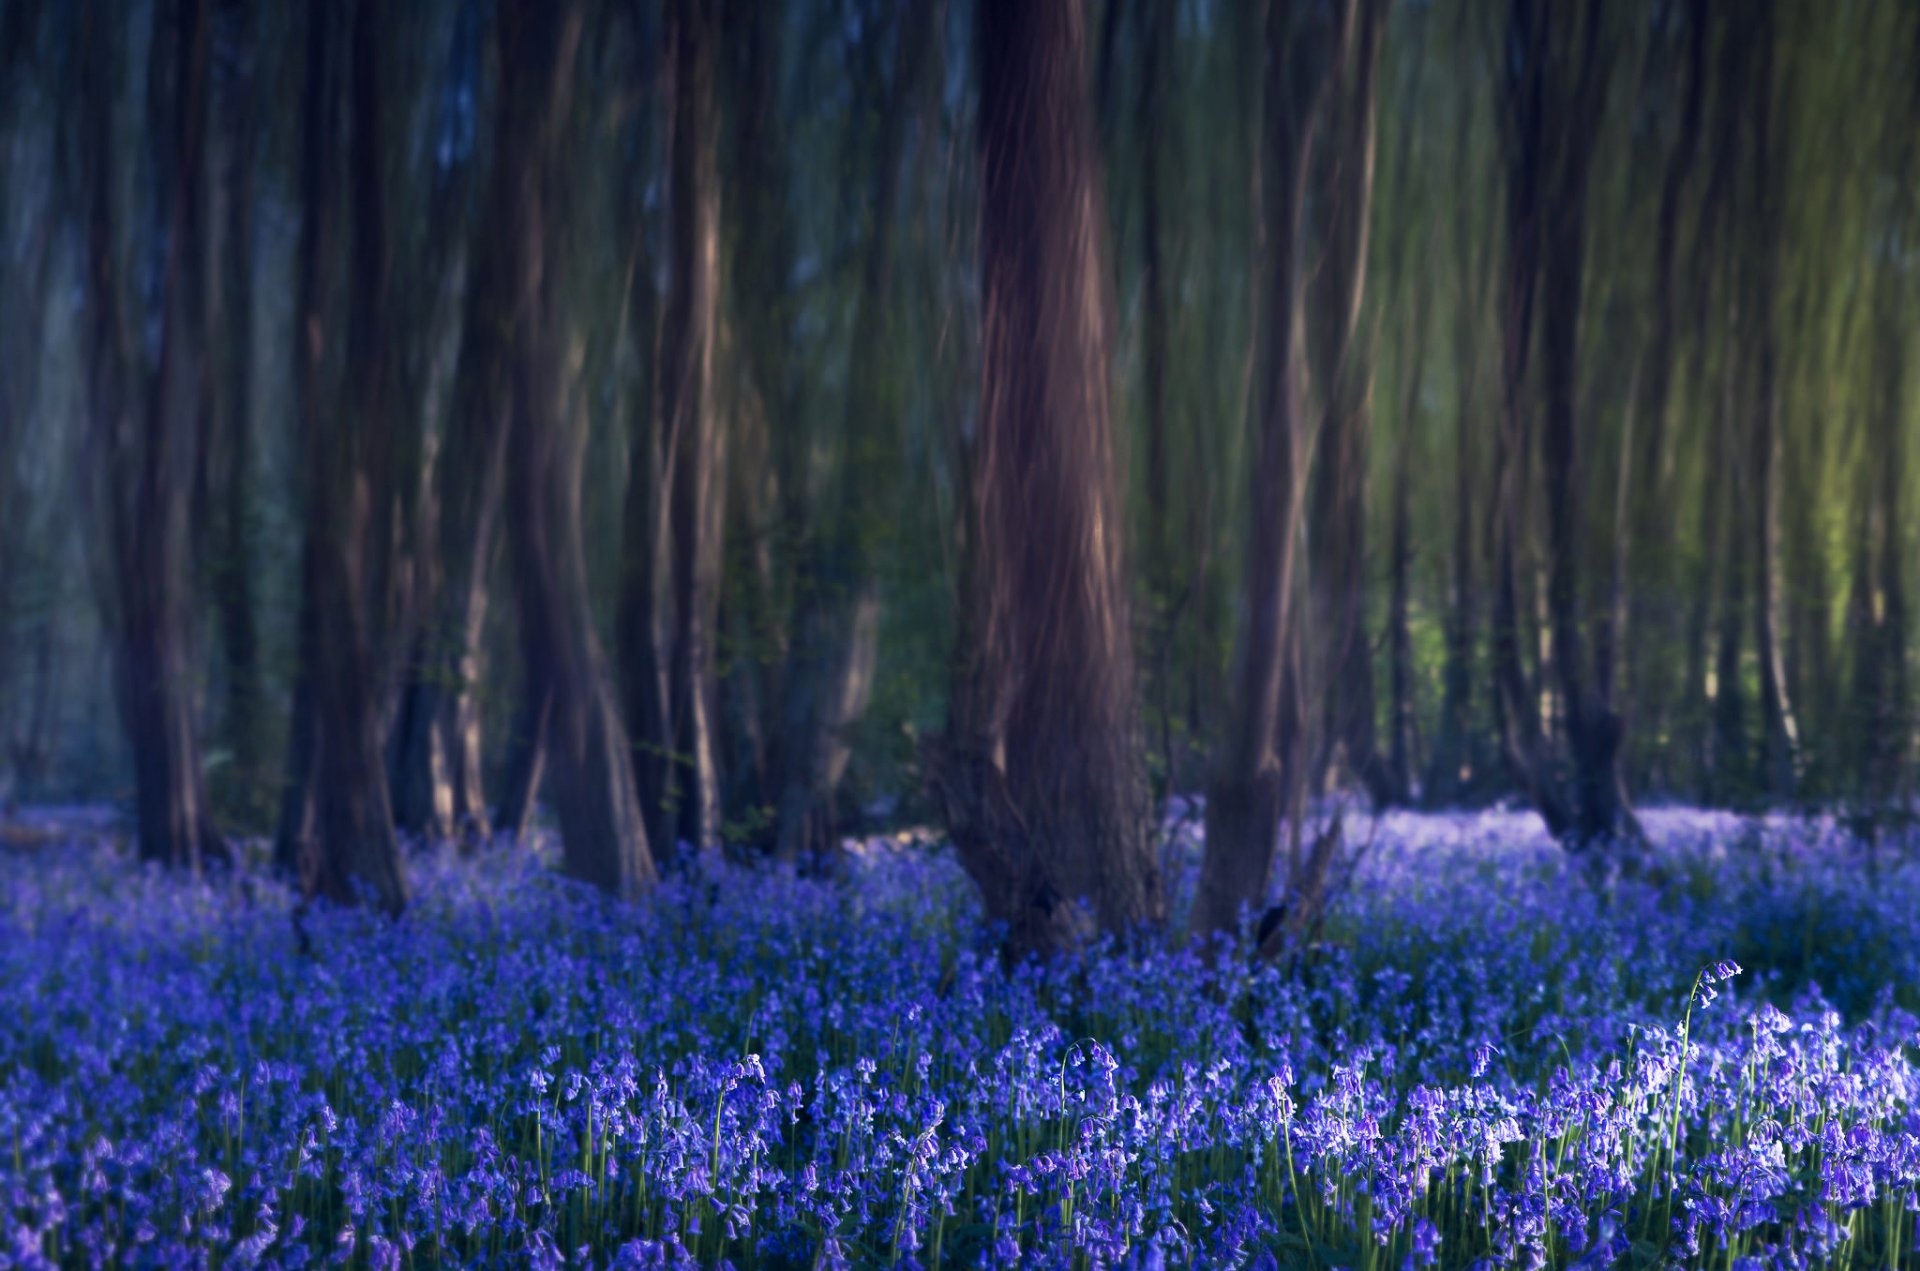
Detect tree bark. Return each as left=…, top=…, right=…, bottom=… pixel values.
left=386, top=0, right=494, bottom=844
left=1490, top=0, right=1639, bottom=851
left=622, top=0, right=723, bottom=861
left=934, top=0, right=1163, bottom=961
left=1735, top=0, right=1801, bottom=799
left=1304, top=0, right=1392, bottom=807
left=1193, top=0, right=1337, bottom=942
left=79, top=0, right=224, bottom=874
left=771, top=0, right=934, bottom=864
left=277, top=0, right=410, bottom=913
left=499, top=0, right=657, bottom=899
left=1621, top=0, right=1705, bottom=772
left=203, top=0, right=271, bottom=829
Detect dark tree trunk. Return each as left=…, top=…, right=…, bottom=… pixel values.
left=1427, top=165, right=1489, bottom=808
left=1490, top=0, right=1639, bottom=852
left=1304, top=0, right=1392, bottom=807
left=1385, top=289, right=1425, bottom=802
left=277, top=0, right=409, bottom=913
left=387, top=0, right=493, bottom=844
left=1134, top=0, right=1180, bottom=798
left=499, top=0, right=657, bottom=898
left=79, top=0, right=224, bottom=873
left=1193, top=0, right=1337, bottom=942
left=0, top=3, right=55, bottom=799
left=205, top=0, right=270, bottom=828
left=623, top=0, right=723, bottom=861
left=1851, top=64, right=1915, bottom=814
left=772, top=0, right=933, bottom=864
left=933, top=0, right=1163, bottom=961
left=1729, top=2, right=1800, bottom=800
left=1622, top=0, right=1705, bottom=772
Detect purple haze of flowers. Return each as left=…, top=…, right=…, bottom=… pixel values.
left=1, top=806, right=1918, bottom=1267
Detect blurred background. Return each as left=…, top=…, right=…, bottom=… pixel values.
left=0, top=0, right=1912, bottom=895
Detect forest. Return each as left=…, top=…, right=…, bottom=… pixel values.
left=1, top=0, right=1918, bottom=1265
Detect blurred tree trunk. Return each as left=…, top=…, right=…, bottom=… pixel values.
left=1136, top=0, right=1179, bottom=799
left=1305, top=0, right=1392, bottom=808
left=1851, top=46, right=1917, bottom=817
left=718, top=0, right=796, bottom=835
left=204, top=0, right=270, bottom=829
left=277, top=0, right=409, bottom=912
left=1490, top=0, right=1640, bottom=852
left=0, top=0, right=54, bottom=795
left=1384, top=280, right=1425, bottom=803
left=772, top=0, right=933, bottom=864
left=500, top=0, right=657, bottom=898
left=1740, top=4, right=1801, bottom=800
left=623, top=0, right=723, bottom=860
left=78, top=0, right=224, bottom=873
left=933, top=0, right=1163, bottom=961
left=1193, top=0, right=1336, bottom=942
left=1623, top=0, right=1704, bottom=776
left=387, top=0, right=493, bottom=844
left=1426, top=105, right=1489, bottom=807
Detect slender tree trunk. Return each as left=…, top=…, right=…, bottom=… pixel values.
left=932, top=0, right=1162, bottom=961
left=0, top=4, right=55, bottom=800
left=772, top=0, right=933, bottom=864
left=1490, top=0, right=1638, bottom=851
left=200, top=0, right=271, bottom=828
left=622, top=0, right=723, bottom=861
left=1428, top=185, right=1488, bottom=807
left=1624, top=0, right=1705, bottom=774
left=1729, top=0, right=1800, bottom=800
left=278, top=0, right=409, bottom=912
left=1385, top=282, right=1425, bottom=801
left=79, top=0, right=223, bottom=873
left=1134, top=0, right=1181, bottom=798
left=499, top=0, right=657, bottom=898
left=1305, top=0, right=1390, bottom=807
left=387, top=0, right=493, bottom=843
left=1194, top=0, right=1336, bottom=942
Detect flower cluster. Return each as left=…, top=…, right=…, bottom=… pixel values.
left=2, top=806, right=1919, bottom=1267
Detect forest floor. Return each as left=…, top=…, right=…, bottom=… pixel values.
left=3, top=805, right=1919, bottom=1268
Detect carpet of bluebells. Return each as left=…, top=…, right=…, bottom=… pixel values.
left=5, top=806, right=1920, bottom=1269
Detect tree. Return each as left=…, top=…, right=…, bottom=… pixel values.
left=386, top=0, right=498, bottom=845
left=1304, top=0, right=1392, bottom=807
left=770, top=0, right=935, bottom=864
left=1489, top=0, right=1640, bottom=851
left=931, top=0, right=1163, bottom=961
left=1192, top=0, right=1344, bottom=943
left=76, top=0, right=225, bottom=872
left=622, top=0, right=724, bottom=862
left=501, top=0, right=657, bottom=899
left=274, top=0, right=409, bottom=912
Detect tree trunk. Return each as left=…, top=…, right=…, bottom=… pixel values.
left=1427, top=154, right=1489, bottom=807
left=1305, top=0, right=1392, bottom=807
left=772, top=0, right=933, bottom=865
left=1193, top=0, right=1337, bottom=942
left=205, top=0, right=270, bottom=829
left=1622, top=0, right=1705, bottom=773
left=277, top=0, right=410, bottom=913
left=933, top=0, right=1162, bottom=961
left=622, top=0, right=723, bottom=861
left=1490, top=0, right=1639, bottom=851
left=387, top=0, right=494, bottom=844
left=499, top=0, right=657, bottom=899
left=79, top=0, right=224, bottom=873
